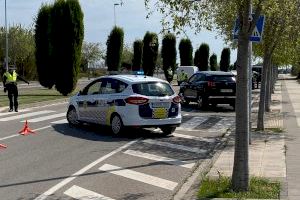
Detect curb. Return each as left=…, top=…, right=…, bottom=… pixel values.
left=173, top=130, right=233, bottom=200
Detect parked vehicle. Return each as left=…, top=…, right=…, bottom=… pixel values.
left=67, top=75, right=182, bottom=135
left=179, top=71, right=236, bottom=109
left=176, top=66, right=198, bottom=85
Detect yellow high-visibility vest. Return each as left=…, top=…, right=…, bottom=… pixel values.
left=178, top=72, right=188, bottom=81
left=3, top=71, right=17, bottom=83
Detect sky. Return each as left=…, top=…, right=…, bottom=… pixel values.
left=0, top=0, right=237, bottom=64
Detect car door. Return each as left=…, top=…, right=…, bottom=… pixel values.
left=184, top=74, right=204, bottom=99
left=77, top=79, right=103, bottom=123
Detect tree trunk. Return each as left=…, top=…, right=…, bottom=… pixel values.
left=265, top=62, right=272, bottom=112
left=232, top=34, right=250, bottom=191
left=257, top=51, right=271, bottom=130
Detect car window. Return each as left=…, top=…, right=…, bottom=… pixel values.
left=86, top=80, right=102, bottom=95
left=189, top=74, right=203, bottom=83
left=211, top=75, right=235, bottom=82
left=101, top=79, right=128, bottom=94
left=132, top=82, right=174, bottom=97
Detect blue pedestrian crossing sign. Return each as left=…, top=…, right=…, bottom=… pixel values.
left=233, top=15, right=265, bottom=42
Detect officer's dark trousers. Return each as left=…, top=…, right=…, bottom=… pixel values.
left=6, top=83, right=18, bottom=110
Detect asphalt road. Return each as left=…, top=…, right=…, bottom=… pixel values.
left=0, top=96, right=237, bottom=200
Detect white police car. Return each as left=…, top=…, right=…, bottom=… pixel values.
left=67, top=74, right=182, bottom=135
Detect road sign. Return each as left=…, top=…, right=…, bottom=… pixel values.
left=233, top=15, right=265, bottom=42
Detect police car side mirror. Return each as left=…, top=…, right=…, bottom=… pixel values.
left=78, top=90, right=83, bottom=96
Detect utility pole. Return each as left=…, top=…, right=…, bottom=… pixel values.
left=248, top=2, right=253, bottom=144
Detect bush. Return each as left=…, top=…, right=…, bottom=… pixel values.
left=210, top=54, right=218, bottom=71
left=162, top=33, right=177, bottom=82
left=179, top=38, right=193, bottom=66
left=106, top=26, right=124, bottom=72
left=132, top=40, right=143, bottom=71
left=220, top=48, right=231, bottom=72
left=142, top=31, right=159, bottom=76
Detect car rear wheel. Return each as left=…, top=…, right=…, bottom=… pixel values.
left=110, top=114, right=124, bottom=136
left=197, top=96, right=207, bottom=109
left=67, top=107, right=80, bottom=127
left=160, top=126, right=176, bottom=136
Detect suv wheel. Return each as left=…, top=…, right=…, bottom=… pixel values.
left=67, top=107, right=80, bottom=127
left=197, top=96, right=207, bottom=109
left=111, top=114, right=124, bottom=135
left=160, top=126, right=176, bottom=136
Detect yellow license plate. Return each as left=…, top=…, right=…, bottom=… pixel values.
left=152, top=108, right=168, bottom=119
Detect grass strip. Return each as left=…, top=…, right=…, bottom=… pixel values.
left=197, top=176, right=280, bottom=199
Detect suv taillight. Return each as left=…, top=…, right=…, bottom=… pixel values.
left=125, top=96, right=149, bottom=105
left=208, top=81, right=216, bottom=87
left=172, top=95, right=181, bottom=104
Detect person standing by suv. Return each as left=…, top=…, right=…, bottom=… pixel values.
left=177, top=69, right=188, bottom=86
left=2, top=67, right=29, bottom=112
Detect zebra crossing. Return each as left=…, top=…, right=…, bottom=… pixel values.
left=0, top=109, right=235, bottom=133
left=55, top=131, right=221, bottom=199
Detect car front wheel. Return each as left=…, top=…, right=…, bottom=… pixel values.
left=67, top=107, right=80, bottom=127
left=160, top=126, right=176, bottom=136
left=110, top=114, right=124, bottom=136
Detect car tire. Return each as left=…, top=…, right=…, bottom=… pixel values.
left=197, top=96, right=207, bottom=109
left=67, top=106, right=80, bottom=127
left=160, top=126, right=176, bottom=136
left=110, top=114, right=124, bottom=136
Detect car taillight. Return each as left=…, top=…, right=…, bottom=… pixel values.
left=172, top=95, right=181, bottom=104
left=125, top=96, right=149, bottom=105
left=208, top=81, right=216, bottom=87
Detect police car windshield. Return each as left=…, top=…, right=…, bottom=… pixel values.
left=132, top=82, right=174, bottom=97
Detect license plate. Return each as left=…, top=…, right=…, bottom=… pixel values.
left=221, top=89, right=233, bottom=93
left=152, top=108, right=168, bottom=119
left=151, top=102, right=170, bottom=108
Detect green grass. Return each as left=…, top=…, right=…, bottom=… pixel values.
left=266, top=127, right=284, bottom=133
left=197, top=176, right=280, bottom=199
left=0, top=87, right=79, bottom=107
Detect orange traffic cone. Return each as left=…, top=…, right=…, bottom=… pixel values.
left=19, top=120, right=35, bottom=135
left=0, top=143, right=7, bottom=149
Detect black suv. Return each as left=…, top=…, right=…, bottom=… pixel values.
left=179, top=71, right=236, bottom=109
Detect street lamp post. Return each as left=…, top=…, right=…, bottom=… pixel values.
left=4, top=0, right=9, bottom=71
left=113, top=3, right=120, bottom=26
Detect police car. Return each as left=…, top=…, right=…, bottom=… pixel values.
left=67, top=74, right=182, bottom=136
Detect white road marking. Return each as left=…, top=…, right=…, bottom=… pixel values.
left=206, top=117, right=235, bottom=133
left=99, top=164, right=178, bottom=191
left=34, top=140, right=139, bottom=200
left=0, top=108, right=31, bottom=117
left=51, top=119, right=68, bottom=124
left=177, top=116, right=208, bottom=131
left=124, top=150, right=195, bottom=169
left=22, top=113, right=66, bottom=123
left=143, top=139, right=207, bottom=154
left=0, top=110, right=55, bottom=122
left=64, top=185, right=115, bottom=200
left=0, top=125, right=51, bottom=141
left=173, top=133, right=216, bottom=143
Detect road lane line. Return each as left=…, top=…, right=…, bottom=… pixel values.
left=51, top=119, right=68, bottom=124
left=176, top=116, right=208, bottom=131
left=0, top=110, right=55, bottom=122
left=99, top=164, right=178, bottom=191
left=34, top=140, right=139, bottom=200
left=0, top=125, right=51, bottom=141
left=21, top=113, right=66, bottom=123
left=0, top=108, right=31, bottom=117
left=172, top=133, right=216, bottom=142
left=143, top=139, right=207, bottom=154
left=64, top=185, right=115, bottom=200
left=124, top=150, right=195, bottom=169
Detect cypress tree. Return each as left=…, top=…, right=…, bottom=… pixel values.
left=179, top=38, right=193, bottom=66
left=194, top=48, right=200, bottom=69
left=132, top=40, right=143, bottom=71
left=35, top=4, right=55, bottom=89
left=106, top=26, right=124, bottom=73
left=142, top=31, right=159, bottom=76
left=161, top=33, right=177, bottom=82
left=51, top=0, right=84, bottom=96
left=210, top=54, right=218, bottom=71
left=220, top=48, right=231, bottom=72
left=198, top=43, right=210, bottom=71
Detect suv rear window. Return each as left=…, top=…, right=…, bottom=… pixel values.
left=209, top=75, right=235, bottom=82
left=132, top=82, right=174, bottom=96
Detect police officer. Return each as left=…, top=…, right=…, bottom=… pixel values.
left=177, top=69, right=188, bottom=86
left=2, top=67, right=29, bottom=112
